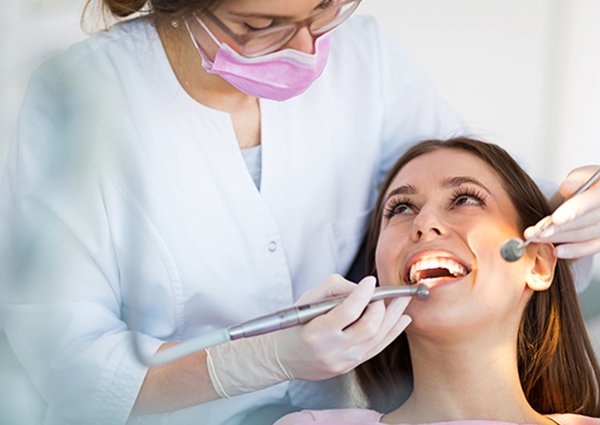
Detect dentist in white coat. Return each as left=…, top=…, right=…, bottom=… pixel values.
left=0, top=0, right=598, bottom=424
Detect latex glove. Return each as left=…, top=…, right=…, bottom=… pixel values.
left=277, top=274, right=412, bottom=381
left=205, top=275, right=412, bottom=397
left=524, top=165, right=600, bottom=259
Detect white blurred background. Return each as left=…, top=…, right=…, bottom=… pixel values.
left=0, top=0, right=599, bottom=423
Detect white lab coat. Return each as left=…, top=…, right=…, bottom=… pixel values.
left=0, top=16, right=464, bottom=425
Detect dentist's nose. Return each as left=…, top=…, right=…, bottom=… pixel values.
left=411, top=208, right=446, bottom=242
left=285, top=26, right=315, bottom=54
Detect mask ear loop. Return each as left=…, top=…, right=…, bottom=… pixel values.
left=183, top=14, right=220, bottom=68
left=193, top=13, right=223, bottom=46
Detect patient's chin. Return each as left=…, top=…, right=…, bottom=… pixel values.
left=404, top=301, right=494, bottom=342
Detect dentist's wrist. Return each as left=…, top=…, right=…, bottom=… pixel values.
left=205, top=332, right=293, bottom=398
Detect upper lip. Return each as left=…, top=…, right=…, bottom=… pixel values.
left=403, top=249, right=472, bottom=285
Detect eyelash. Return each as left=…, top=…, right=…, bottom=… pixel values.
left=383, top=196, right=415, bottom=219
left=244, top=21, right=276, bottom=31
left=450, top=187, right=487, bottom=208
left=383, top=187, right=487, bottom=219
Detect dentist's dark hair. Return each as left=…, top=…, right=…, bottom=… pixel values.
left=355, top=137, right=600, bottom=415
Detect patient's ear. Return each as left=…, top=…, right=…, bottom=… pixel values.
left=525, top=243, right=557, bottom=291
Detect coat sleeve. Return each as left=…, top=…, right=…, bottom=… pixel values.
left=0, top=62, right=163, bottom=425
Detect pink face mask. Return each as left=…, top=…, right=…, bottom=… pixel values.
left=185, top=16, right=331, bottom=102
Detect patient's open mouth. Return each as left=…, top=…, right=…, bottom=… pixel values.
left=405, top=256, right=470, bottom=286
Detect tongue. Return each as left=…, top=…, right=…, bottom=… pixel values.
left=418, top=268, right=453, bottom=280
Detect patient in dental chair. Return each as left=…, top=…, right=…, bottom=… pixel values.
left=275, top=137, right=600, bottom=425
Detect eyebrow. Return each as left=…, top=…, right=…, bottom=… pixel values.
left=441, top=176, right=492, bottom=195
left=383, top=176, right=493, bottom=204
left=383, top=184, right=418, bottom=204
left=229, top=0, right=330, bottom=19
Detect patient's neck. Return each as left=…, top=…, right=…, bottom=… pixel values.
left=381, top=332, right=549, bottom=424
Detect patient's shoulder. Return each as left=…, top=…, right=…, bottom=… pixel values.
left=274, top=408, right=383, bottom=424
left=548, top=414, right=600, bottom=425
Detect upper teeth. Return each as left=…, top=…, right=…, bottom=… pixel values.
left=409, top=257, right=468, bottom=284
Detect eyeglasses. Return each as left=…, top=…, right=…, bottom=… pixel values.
left=195, top=0, right=363, bottom=58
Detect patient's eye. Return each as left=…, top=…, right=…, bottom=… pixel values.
left=384, top=197, right=417, bottom=218
left=450, top=187, right=487, bottom=208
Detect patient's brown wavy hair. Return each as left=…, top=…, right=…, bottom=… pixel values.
left=355, top=137, right=600, bottom=416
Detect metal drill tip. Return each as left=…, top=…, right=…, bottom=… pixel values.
left=501, top=237, right=525, bottom=262
left=415, top=284, right=430, bottom=300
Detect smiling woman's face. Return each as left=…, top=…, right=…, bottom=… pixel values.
left=376, top=148, right=540, bottom=338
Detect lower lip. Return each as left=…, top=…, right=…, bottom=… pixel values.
left=416, top=276, right=466, bottom=290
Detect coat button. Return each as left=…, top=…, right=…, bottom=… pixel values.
left=268, top=241, right=277, bottom=252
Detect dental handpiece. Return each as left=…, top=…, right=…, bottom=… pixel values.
left=501, top=168, right=600, bottom=262
left=139, top=284, right=429, bottom=366
left=227, top=284, right=430, bottom=340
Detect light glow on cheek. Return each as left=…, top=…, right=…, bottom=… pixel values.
left=466, top=221, right=519, bottom=287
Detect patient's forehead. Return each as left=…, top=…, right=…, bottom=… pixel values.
left=387, top=149, right=504, bottom=193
